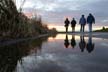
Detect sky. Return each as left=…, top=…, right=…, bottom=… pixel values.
left=16, top=0, right=108, bottom=31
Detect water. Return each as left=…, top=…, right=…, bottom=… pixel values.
left=0, top=34, right=108, bottom=72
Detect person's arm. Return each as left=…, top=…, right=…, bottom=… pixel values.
left=68, top=20, right=70, bottom=24
left=85, top=18, right=87, bottom=24
left=93, top=16, right=95, bottom=24
left=64, top=20, right=66, bottom=24
left=79, top=18, right=81, bottom=24
left=87, top=17, right=89, bottom=24
left=75, top=20, right=77, bottom=24
left=64, top=20, right=66, bottom=26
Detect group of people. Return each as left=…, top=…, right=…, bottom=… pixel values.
left=64, top=13, right=95, bottom=32
left=64, top=34, right=95, bottom=53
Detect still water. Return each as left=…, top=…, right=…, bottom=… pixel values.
left=0, top=34, right=108, bottom=72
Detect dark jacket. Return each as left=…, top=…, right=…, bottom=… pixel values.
left=71, top=20, right=77, bottom=27
left=87, top=15, right=95, bottom=24
left=79, top=17, right=86, bottom=25
left=64, top=19, right=70, bottom=27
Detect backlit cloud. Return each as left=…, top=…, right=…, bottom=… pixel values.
left=16, top=0, right=108, bottom=30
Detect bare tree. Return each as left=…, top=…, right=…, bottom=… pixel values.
left=19, top=0, right=26, bottom=12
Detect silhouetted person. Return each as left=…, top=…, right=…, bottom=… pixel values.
left=64, top=34, right=70, bottom=48
left=87, top=13, right=95, bottom=32
left=86, top=33, right=95, bottom=53
left=71, top=18, right=77, bottom=32
left=71, top=34, right=76, bottom=48
left=79, top=15, right=86, bottom=32
left=64, top=18, right=70, bottom=32
left=79, top=34, right=86, bottom=52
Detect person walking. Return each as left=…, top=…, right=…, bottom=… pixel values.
left=79, top=15, right=86, bottom=32
left=87, top=13, right=95, bottom=32
left=71, top=18, right=77, bottom=32
left=64, top=18, right=70, bottom=32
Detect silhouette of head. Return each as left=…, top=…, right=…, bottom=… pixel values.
left=82, top=15, right=84, bottom=17
left=66, top=18, right=68, bottom=20
left=89, top=13, right=92, bottom=16
left=73, top=18, right=75, bottom=20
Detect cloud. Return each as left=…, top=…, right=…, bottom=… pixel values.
left=17, top=0, right=98, bottom=11
left=16, top=0, right=108, bottom=27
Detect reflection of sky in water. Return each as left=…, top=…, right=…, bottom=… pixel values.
left=48, top=34, right=82, bottom=40
left=16, top=34, right=108, bottom=72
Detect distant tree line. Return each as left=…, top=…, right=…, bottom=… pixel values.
left=0, top=0, right=57, bottom=40
left=94, top=26, right=108, bottom=32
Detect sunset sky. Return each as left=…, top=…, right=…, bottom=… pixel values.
left=16, top=0, right=108, bottom=31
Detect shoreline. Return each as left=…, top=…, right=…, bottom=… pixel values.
left=0, top=32, right=108, bottom=47
left=0, top=34, right=49, bottom=47
left=58, top=32, right=108, bottom=39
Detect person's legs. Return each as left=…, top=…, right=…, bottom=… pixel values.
left=89, top=24, right=90, bottom=32
left=90, top=24, right=92, bottom=32
left=72, top=27, right=73, bottom=32
left=74, top=27, right=75, bottom=32
left=80, top=25, right=82, bottom=32
left=89, top=24, right=92, bottom=32
left=83, top=25, right=85, bottom=32
left=82, top=25, right=84, bottom=32
left=66, top=27, right=68, bottom=32
left=72, top=27, right=75, bottom=32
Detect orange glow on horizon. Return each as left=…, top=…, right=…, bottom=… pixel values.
left=48, top=24, right=108, bottom=32
left=24, top=12, right=33, bottom=18
left=48, top=34, right=80, bottom=41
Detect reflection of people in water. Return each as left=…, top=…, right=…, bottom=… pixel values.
left=86, top=33, right=95, bottom=53
left=79, top=34, right=86, bottom=52
left=71, top=34, right=76, bottom=48
left=64, top=34, right=70, bottom=48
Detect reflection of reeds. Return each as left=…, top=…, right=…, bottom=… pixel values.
left=0, top=36, right=48, bottom=72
